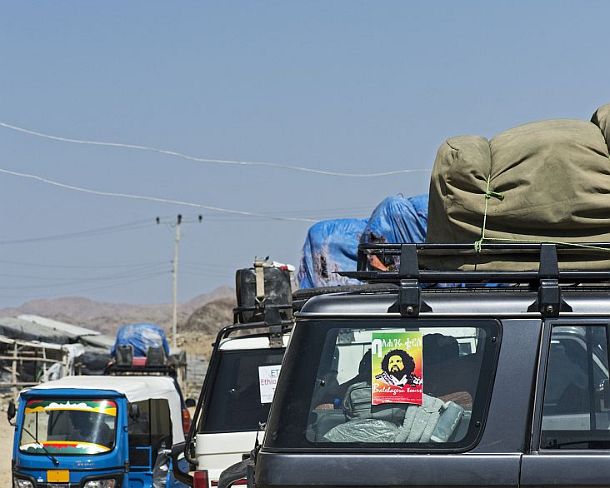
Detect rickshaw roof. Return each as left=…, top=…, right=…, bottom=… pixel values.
left=25, top=375, right=180, bottom=403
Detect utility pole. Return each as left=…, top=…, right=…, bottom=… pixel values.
left=172, top=214, right=182, bottom=350
left=157, top=214, right=202, bottom=350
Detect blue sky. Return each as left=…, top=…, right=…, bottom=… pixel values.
left=0, top=1, right=608, bottom=307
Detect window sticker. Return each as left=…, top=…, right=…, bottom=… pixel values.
left=371, top=331, right=423, bottom=406
left=258, top=364, right=282, bottom=404
left=25, top=399, right=117, bottom=416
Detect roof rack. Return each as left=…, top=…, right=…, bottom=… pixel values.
left=233, top=302, right=293, bottom=325
left=105, top=362, right=178, bottom=377
left=339, top=242, right=610, bottom=318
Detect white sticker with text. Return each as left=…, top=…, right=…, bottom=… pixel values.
left=258, top=364, right=282, bottom=404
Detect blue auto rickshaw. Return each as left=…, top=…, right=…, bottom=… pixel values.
left=9, top=375, right=189, bottom=488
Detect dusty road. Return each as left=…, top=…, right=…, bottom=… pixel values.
left=1, top=415, right=13, bottom=488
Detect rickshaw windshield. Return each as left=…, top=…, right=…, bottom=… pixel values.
left=19, top=398, right=117, bottom=455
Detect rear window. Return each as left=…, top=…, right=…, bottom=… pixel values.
left=265, top=319, right=500, bottom=450
left=202, top=348, right=285, bottom=433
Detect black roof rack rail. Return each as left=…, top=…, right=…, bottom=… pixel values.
left=232, top=303, right=293, bottom=325
left=340, top=242, right=610, bottom=283
left=338, top=242, right=610, bottom=317
left=104, top=363, right=177, bottom=377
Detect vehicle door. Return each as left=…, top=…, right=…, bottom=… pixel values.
left=128, top=399, right=173, bottom=488
left=521, top=319, right=610, bottom=488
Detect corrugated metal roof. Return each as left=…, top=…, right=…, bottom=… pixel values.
left=18, top=314, right=100, bottom=338
left=0, top=317, right=72, bottom=343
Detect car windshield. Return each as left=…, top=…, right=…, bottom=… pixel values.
left=202, top=348, right=285, bottom=433
left=19, top=398, right=117, bottom=455
left=265, top=319, right=500, bottom=450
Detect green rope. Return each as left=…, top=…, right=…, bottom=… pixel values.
left=481, top=236, right=610, bottom=253
left=474, top=176, right=504, bottom=253
left=473, top=175, right=610, bottom=255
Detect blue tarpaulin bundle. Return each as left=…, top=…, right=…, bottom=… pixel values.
left=298, top=218, right=368, bottom=289
left=360, top=194, right=428, bottom=245
left=297, top=195, right=429, bottom=289
left=111, top=323, right=170, bottom=357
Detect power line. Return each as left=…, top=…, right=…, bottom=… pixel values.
left=0, top=270, right=168, bottom=298
left=0, top=219, right=154, bottom=245
left=0, top=263, right=167, bottom=281
left=0, top=258, right=167, bottom=269
left=0, top=120, right=432, bottom=178
left=0, top=166, right=316, bottom=222
left=0, top=269, right=169, bottom=290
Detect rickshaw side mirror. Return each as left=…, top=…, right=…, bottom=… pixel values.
left=128, top=403, right=140, bottom=420
left=185, top=398, right=196, bottom=408
left=7, top=400, right=16, bottom=425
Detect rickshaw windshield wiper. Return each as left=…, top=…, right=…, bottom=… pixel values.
left=21, top=425, right=59, bottom=466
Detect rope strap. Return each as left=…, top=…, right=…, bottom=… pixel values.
left=473, top=175, right=610, bottom=255
left=474, top=176, right=504, bottom=253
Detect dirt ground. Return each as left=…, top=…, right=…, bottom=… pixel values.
left=0, top=412, right=13, bottom=488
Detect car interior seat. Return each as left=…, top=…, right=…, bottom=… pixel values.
left=424, top=333, right=476, bottom=409
left=544, top=342, right=588, bottom=414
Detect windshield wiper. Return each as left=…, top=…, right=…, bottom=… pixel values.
left=22, top=425, right=59, bottom=466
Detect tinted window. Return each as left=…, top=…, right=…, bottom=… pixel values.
left=129, top=399, right=172, bottom=467
left=266, top=320, right=500, bottom=450
left=202, top=348, right=285, bottom=433
left=541, top=325, right=610, bottom=449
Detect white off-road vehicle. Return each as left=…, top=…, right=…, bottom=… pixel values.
left=172, top=259, right=294, bottom=488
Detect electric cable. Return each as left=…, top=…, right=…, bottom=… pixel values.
left=0, top=120, right=432, bottom=178
left=0, top=166, right=316, bottom=222
left=0, top=219, right=154, bottom=245
left=0, top=258, right=167, bottom=269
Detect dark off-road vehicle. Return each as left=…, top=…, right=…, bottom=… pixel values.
left=221, top=243, right=610, bottom=488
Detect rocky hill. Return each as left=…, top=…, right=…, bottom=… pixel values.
left=179, top=296, right=237, bottom=360
left=0, top=286, right=234, bottom=336
left=183, top=296, right=236, bottom=334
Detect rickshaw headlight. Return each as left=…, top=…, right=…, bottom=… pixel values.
left=83, top=479, right=117, bottom=488
left=13, top=477, right=34, bottom=488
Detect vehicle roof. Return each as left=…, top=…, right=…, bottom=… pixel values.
left=25, top=375, right=185, bottom=442
left=27, top=375, right=176, bottom=400
left=298, top=287, right=610, bottom=317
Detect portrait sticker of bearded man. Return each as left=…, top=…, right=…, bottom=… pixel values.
left=375, top=349, right=422, bottom=388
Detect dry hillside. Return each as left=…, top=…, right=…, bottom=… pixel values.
left=179, top=296, right=236, bottom=359
left=0, top=286, right=233, bottom=336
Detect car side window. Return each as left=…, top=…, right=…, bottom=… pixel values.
left=541, top=325, right=610, bottom=449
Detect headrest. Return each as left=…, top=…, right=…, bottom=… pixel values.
left=358, top=350, right=372, bottom=379
left=423, top=334, right=459, bottom=366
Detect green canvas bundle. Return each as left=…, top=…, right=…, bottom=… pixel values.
left=426, top=104, right=610, bottom=270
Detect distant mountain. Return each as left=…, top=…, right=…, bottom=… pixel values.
left=0, top=286, right=234, bottom=336
left=183, top=296, right=236, bottom=335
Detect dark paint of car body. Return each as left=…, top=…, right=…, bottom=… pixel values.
left=221, top=243, right=610, bottom=488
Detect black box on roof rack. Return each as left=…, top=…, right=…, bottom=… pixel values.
left=235, top=258, right=293, bottom=324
